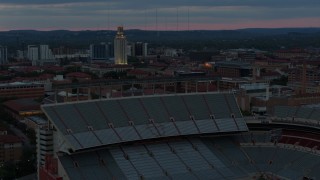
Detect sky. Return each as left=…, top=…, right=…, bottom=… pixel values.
left=0, top=0, right=319, bottom=31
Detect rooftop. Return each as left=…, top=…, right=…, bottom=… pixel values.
left=0, top=135, right=22, bottom=144
left=4, top=98, right=41, bottom=112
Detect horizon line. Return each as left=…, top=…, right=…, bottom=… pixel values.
left=1, top=26, right=320, bottom=32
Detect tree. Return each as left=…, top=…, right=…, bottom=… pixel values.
left=16, top=148, right=36, bottom=177
left=0, top=162, right=16, bottom=179
left=103, top=71, right=127, bottom=79
left=26, top=128, right=36, bottom=145
left=270, top=75, right=288, bottom=86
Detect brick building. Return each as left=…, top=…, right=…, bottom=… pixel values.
left=0, top=135, right=23, bottom=163
left=0, top=82, right=44, bottom=99
left=215, top=61, right=252, bottom=78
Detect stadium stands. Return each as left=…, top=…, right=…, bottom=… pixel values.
left=57, top=134, right=320, bottom=180
left=40, top=92, right=320, bottom=180
left=42, top=93, right=248, bottom=152
left=273, top=105, right=320, bottom=121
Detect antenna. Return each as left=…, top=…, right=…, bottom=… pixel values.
left=144, top=9, right=147, bottom=31
left=176, top=7, right=179, bottom=31
left=188, top=7, right=190, bottom=31
left=156, top=8, right=159, bottom=36
left=107, top=3, right=110, bottom=31
left=165, top=16, right=167, bottom=31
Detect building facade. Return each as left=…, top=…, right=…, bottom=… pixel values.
left=90, top=43, right=111, bottom=61
left=135, top=42, right=148, bottom=57
left=0, top=82, right=44, bottom=99
left=28, top=45, right=39, bottom=65
left=28, top=45, right=55, bottom=66
left=0, top=135, right=23, bottom=163
left=114, top=26, right=127, bottom=65
left=0, top=46, right=8, bottom=65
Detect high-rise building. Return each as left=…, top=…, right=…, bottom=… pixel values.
left=28, top=45, right=55, bottom=66
left=0, top=46, right=8, bottom=65
left=39, top=45, right=54, bottom=60
left=114, top=26, right=127, bottom=65
left=135, top=42, right=148, bottom=57
left=126, top=43, right=134, bottom=57
left=27, top=45, right=39, bottom=65
left=142, top=43, right=148, bottom=57
left=90, top=43, right=111, bottom=61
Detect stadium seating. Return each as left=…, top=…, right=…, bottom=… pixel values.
left=42, top=93, right=248, bottom=151
left=58, top=134, right=320, bottom=179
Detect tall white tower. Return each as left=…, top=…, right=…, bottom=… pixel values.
left=114, top=26, right=127, bottom=65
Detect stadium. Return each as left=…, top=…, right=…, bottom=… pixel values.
left=38, top=92, right=320, bottom=180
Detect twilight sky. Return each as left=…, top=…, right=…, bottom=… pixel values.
left=0, top=0, right=319, bottom=31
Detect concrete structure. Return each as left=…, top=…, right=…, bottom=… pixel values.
left=28, top=45, right=55, bottom=66
left=25, top=116, right=48, bottom=130
left=37, top=91, right=320, bottom=179
left=89, top=43, right=111, bottom=62
left=28, top=45, right=39, bottom=65
left=237, top=83, right=270, bottom=113
left=135, top=42, right=148, bottom=57
left=39, top=45, right=54, bottom=60
left=114, top=26, right=127, bottom=65
left=39, top=92, right=249, bottom=179
left=0, top=45, right=8, bottom=64
left=36, top=125, right=53, bottom=175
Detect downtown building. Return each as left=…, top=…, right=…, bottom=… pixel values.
left=27, top=45, right=55, bottom=66
left=0, top=46, right=8, bottom=65
left=89, top=42, right=112, bottom=62
left=114, top=26, right=127, bottom=65
left=134, top=42, right=148, bottom=57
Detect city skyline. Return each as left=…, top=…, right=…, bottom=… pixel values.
left=0, top=0, right=319, bottom=31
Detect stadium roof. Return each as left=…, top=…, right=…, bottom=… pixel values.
left=42, top=93, right=248, bottom=152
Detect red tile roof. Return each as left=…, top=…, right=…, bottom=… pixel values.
left=0, top=135, right=22, bottom=143
left=128, top=69, right=149, bottom=75
left=43, top=66, right=65, bottom=72
left=3, top=98, right=41, bottom=112
left=66, top=72, right=91, bottom=79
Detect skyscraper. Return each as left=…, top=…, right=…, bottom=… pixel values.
left=114, top=26, right=127, bottom=65
left=90, top=43, right=111, bottom=62
left=135, top=42, right=148, bottom=57
left=0, top=46, right=8, bottom=65
left=28, top=45, right=55, bottom=66
left=39, top=45, right=54, bottom=60
left=27, top=45, right=39, bottom=65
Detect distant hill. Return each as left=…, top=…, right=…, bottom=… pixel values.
left=1, top=28, right=320, bottom=51
left=238, top=28, right=320, bottom=35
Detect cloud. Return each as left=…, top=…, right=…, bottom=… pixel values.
left=0, top=0, right=319, bottom=30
